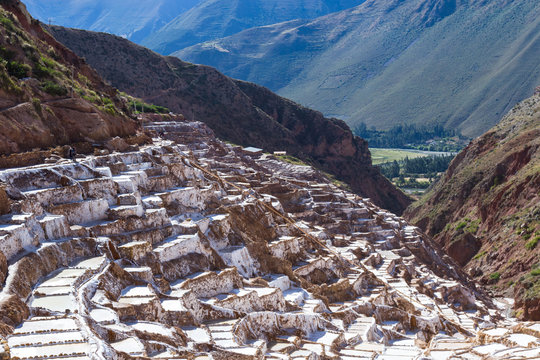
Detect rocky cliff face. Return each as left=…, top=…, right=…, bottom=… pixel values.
left=0, top=115, right=536, bottom=359
left=47, top=26, right=411, bottom=215
left=0, top=1, right=138, bottom=156
left=405, top=89, right=540, bottom=320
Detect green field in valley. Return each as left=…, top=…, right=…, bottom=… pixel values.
left=370, top=148, right=428, bottom=165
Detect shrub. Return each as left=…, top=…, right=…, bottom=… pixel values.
left=7, top=60, right=30, bottom=79
left=456, top=221, right=467, bottom=231
left=41, top=80, right=67, bottom=96
left=40, top=55, right=56, bottom=69
left=33, top=62, right=52, bottom=78
left=465, top=219, right=480, bottom=234
left=0, top=46, right=15, bottom=61
left=101, top=103, right=117, bottom=116
left=526, top=236, right=539, bottom=251
left=0, top=15, right=15, bottom=33
left=32, top=97, right=41, bottom=114
left=472, top=250, right=486, bottom=260
left=490, top=272, right=501, bottom=281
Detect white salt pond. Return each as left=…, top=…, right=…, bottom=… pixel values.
left=183, top=326, right=211, bottom=343
left=161, top=299, right=187, bottom=312
left=29, top=294, right=76, bottom=313
left=13, top=317, right=80, bottom=333
left=111, top=337, right=145, bottom=355
left=90, top=308, right=118, bottom=324
left=507, top=333, right=539, bottom=347
left=130, top=321, right=176, bottom=337
left=8, top=330, right=85, bottom=347
left=10, top=342, right=91, bottom=358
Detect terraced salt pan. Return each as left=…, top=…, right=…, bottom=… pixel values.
left=111, top=337, right=145, bottom=356
left=183, top=326, right=212, bottom=343
left=29, top=294, right=76, bottom=312
left=484, top=328, right=509, bottom=337
left=13, top=317, right=80, bottom=333
left=507, top=333, right=539, bottom=347
left=10, top=342, right=91, bottom=358
left=472, top=343, right=508, bottom=354
left=38, top=276, right=78, bottom=287
left=90, top=308, right=118, bottom=324
left=130, top=321, right=176, bottom=337
left=8, top=330, right=85, bottom=347
left=75, top=255, right=107, bottom=270
left=34, top=286, right=72, bottom=296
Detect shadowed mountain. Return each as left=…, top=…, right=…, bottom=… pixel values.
left=48, top=25, right=411, bottom=214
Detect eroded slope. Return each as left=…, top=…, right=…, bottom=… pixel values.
left=405, top=89, right=540, bottom=320
left=0, top=0, right=137, bottom=156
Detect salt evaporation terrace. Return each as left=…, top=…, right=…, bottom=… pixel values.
left=0, top=119, right=537, bottom=359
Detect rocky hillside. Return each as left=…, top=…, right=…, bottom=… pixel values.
left=405, top=89, right=540, bottom=320
left=47, top=25, right=411, bottom=215
left=177, top=0, right=540, bottom=137
left=0, top=116, right=537, bottom=359
left=0, top=0, right=137, bottom=157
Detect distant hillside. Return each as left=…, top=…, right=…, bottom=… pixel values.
left=140, top=0, right=365, bottom=55
left=405, top=89, right=540, bottom=320
left=177, top=0, right=540, bottom=137
left=0, top=0, right=137, bottom=156
left=48, top=25, right=411, bottom=215
left=23, top=0, right=201, bottom=43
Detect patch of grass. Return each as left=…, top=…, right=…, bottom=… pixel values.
left=41, top=80, right=67, bottom=96
left=465, top=219, right=480, bottom=234
left=490, top=272, right=501, bottom=281
left=525, top=236, right=539, bottom=251
left=456, top=221, right=468, bottom=231
left=32, top=97, right=41, bottom=115
left=0, top=14, right=16, bottom=33
left=531, top=268, right=540, bottom=276
left=472, top=250, right=486, bottom=260
left=100, top=103, right=118, bottom=116
left=129, top=98, right=170, bottom=114
left=276, top=155, right=309, bottom=166
left=6, top=60, right=30, bottom=79
left=370, top=148, right=427, bottom=165
left=33, top=62, right=53, bottom=78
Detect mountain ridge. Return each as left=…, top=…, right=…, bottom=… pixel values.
left=47, top=25, right=411, bottom=215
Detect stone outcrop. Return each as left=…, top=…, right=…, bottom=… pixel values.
left=405, top=90, right=540, bottom=320
left=0, top=117, right=536, bottom=359
left=46, top=25, right=411, bottom=215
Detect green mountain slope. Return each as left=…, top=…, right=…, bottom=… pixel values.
left=176, top=0, right=540, bottom=137
left=141, top=0, right=365, bottom=55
